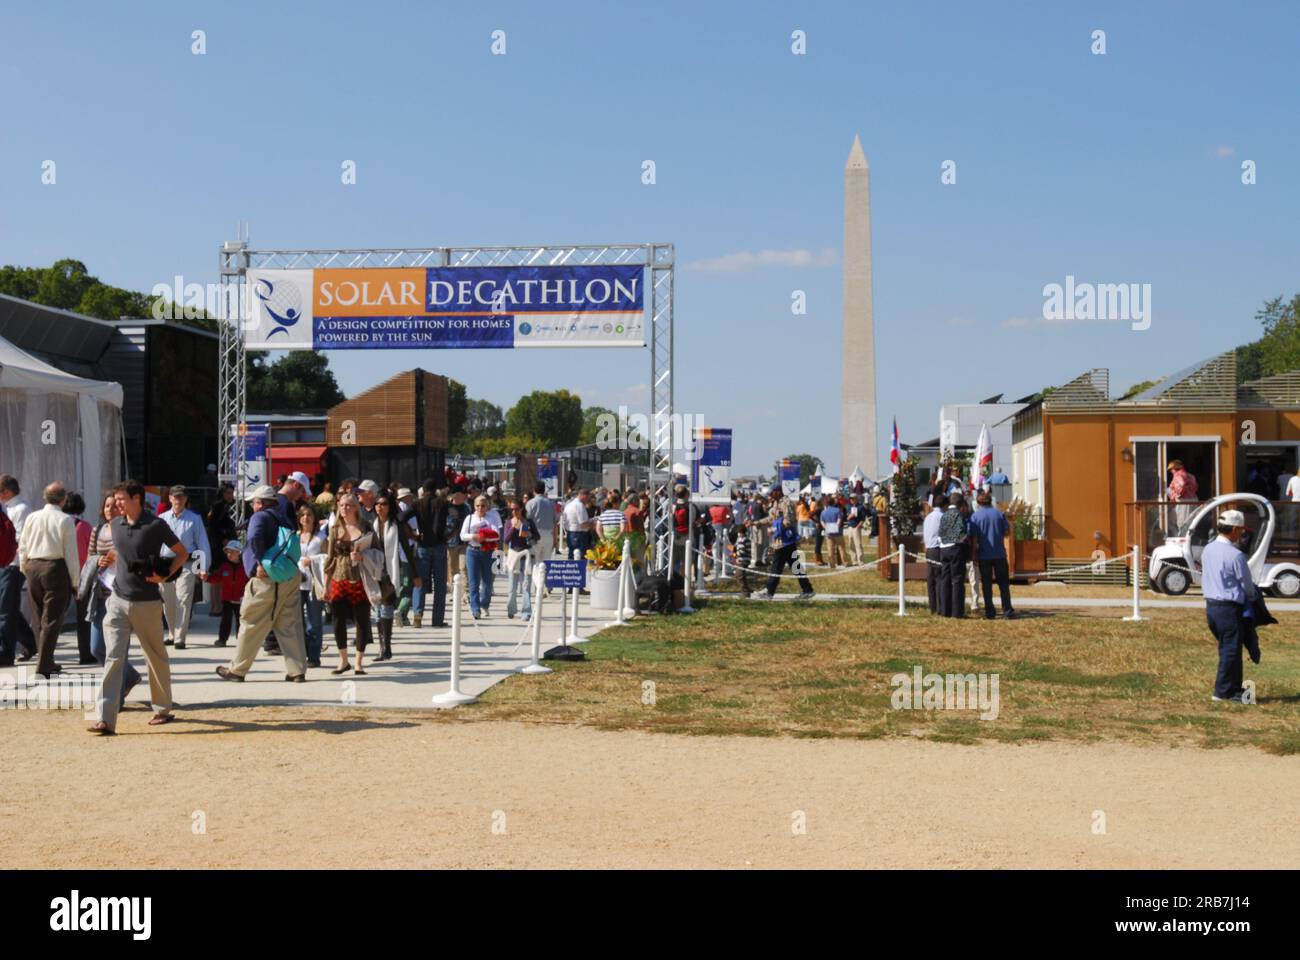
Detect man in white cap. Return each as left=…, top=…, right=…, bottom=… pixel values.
left=215, top=485, right=308, bottom=684
left=356, top=480, right=380, bottom=524
left=396, top=487, right=415, bottom=525
left=1201, top=508, right=1257, bottom=704
left=277, top=471, right=313, bottom=528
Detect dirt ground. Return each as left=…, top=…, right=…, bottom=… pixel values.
left=4, top=707, right=1298, bottom=869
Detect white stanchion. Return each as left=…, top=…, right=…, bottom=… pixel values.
left=895, top=543, right=907, bottom=617
left=680, top=526, right=697, bottom=614
left=622, top=549, right=638, bottom=620
left=433, top=574, right=477, bottom=705
left=519, top=565, right=552, bottom=675
left=1123, top=545, right=1145, bottom=622
left=608, top=543, right=630, bottom=627
left=566, top=567, right=587, bottom=644
left=693, top=505, right=711, bottom=597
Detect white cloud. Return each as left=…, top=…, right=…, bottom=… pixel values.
left=684, top=247, right=838, bottom=273
left=1215, top=145, right=1235, bottom=158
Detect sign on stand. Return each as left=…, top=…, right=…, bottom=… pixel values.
left=779, top=459, right=800, bottom=497
left=537, top=456, right=560, bottom=499
left=230, top=422, right=268, bottom=499
left=690, top=427, right=732, bottom=504
left=545, top=559, right=588, bottom=590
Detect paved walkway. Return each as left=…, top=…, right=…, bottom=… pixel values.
left=1, top=580, right=618, bottom=711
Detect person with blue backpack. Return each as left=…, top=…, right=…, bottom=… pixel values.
left=215, top=485, right=308, bottom=683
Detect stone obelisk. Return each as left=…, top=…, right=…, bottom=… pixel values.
left=841, top=134, right=878, bottom=479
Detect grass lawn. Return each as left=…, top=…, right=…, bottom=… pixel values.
left=477, top=599, right=1300, bottom=754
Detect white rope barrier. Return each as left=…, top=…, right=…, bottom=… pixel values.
left=684, top=540, right=890, bottom=581
left=903, top=545, right=1154, bottom=621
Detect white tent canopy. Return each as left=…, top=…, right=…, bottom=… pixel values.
left=0, top=334, right=124, bottom=505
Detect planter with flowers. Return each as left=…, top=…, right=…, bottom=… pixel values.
left=584, top=536, right=626, bottom=610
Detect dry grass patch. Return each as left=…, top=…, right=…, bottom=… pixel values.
left=474, top=599, right=1300, bottom=752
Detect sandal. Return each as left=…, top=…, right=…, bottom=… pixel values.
left=87, top=721, right=115, bottom=736
left=331, top=663, right=352, bottom=675
left=148, top=713, right=175, bottom=726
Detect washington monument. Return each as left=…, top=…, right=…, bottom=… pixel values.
left=841, top=134, right=878, bottom=479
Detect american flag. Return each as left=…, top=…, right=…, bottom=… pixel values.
left=890, top=417, right=901, bottom=473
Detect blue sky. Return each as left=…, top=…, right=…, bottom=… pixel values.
left=2, top=1, right=1297, bottom=476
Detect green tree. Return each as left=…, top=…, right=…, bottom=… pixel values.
left=0, top=264, right=42, bottom=300
left=1245, top=294, right=1300, bottom=380
left=35, top=258, right=93, bottom=309
left=0, top=258, right=213, bottom=330
left=774, top=453, right=821, bottom=488
left=506, top=389, right=583, bottom=448
left=464, top=398, right=505, bottom=439
left=247, top=351, right=345, bottom=411
left=580, top=405, right=615, bottom=445
left=888, top=456, right=923, bottom=538
left=1118, top=379, right=1160, bottom=401
left=446, top=379, right=468, bottom=441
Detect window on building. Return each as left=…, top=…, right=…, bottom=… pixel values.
left=1132, top=439, right=1219, bottom=502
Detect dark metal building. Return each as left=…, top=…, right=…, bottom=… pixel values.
left=0, top=294, right=219, bottom=485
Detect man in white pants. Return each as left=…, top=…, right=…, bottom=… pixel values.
left=158, top=485, right=211, bottom=650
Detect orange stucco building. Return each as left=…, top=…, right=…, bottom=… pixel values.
left=1022, top=353, right=1300, bottom=565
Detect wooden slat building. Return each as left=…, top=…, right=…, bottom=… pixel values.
left=326, top=369, right=448, bottom=486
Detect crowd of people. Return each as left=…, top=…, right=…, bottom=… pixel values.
left=1, top=465, right=668, bottom=733
left=0, top=459, right=1031, bottom=734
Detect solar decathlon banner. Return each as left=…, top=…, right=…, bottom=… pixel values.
left=242, top=265, right=646, bottom=351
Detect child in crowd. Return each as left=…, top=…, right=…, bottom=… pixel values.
left=729, top=524, right=752, bottom=598
left=209, top=539, right=249, bottom=647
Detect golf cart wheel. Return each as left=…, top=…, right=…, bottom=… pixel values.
left=1158, top=565, right=1190, bottom=596
left=1272, top=571, right=1300, bottom=598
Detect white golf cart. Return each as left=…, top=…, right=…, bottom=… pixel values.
left=1147, top=492, right=1300, bottom=597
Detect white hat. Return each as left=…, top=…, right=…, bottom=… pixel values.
left=244, top=484, right=277, bottom=502
left=358, top=479, right=380, bottom=494
left=397, top=488, right=413, bottom=500
left=1218, top=509, right=1246, bottom=528
left=289, top=470, right=313, bottom=496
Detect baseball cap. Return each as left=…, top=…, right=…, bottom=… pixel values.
left=244, top=484, right=277, bottom=502
left=1218, top=509, right=1246, bottom=528
left=358, top=479, right=381, bottom=495
left=223, top=539, right=242, bottom=553
left=169, top=484, right=187, bottom=497
left=289, top=471, right=313, bottom=496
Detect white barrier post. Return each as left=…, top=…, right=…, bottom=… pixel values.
left=608, top=542, right=629, bottom=627
left=1123, top=545, right=1145, bottom=622
left=680, top=525, right=697, bottom=614
left=519, top=565, right=551, bottom=675
left=895, top=543, right=906, bottom=617
left=556, top=548, right=577, bottom=640
left=693, top=504, right=710, bottom=597
left=567, top=564, right=587, bottom=644
left=433, top=574, right=477, bottom=705
left=622, top=546, right=638, bottom=620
